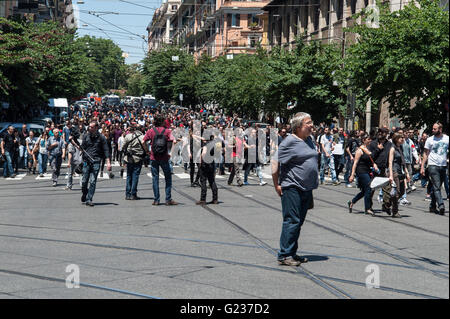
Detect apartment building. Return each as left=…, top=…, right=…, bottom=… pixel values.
left=147, top=0, right=270, bottom=58
left=0, top=1, right=15, bottom=18
left=0, top=0, right=73, bottom=26
left=147, top=0, right=181, bottom=51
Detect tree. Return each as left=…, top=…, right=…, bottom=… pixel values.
left=142, top=45, right=194, bottom=104
left=345, top=0, right=449, bottom=130
left=75, top=35, right=127, bottom=93
left=265, top=39, right=345, bottom=124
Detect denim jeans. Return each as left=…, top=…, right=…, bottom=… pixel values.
left=428, top=165, right=447, bottom=210
left=344, top=156, right=353, bottom=184
left=351, top=173, right=373, bottom=211
left=2, top=151, right=14, bottom=177
left=151, top=160, right=172, bottom=203
left=320, top=154, right=337, bottom=182
left=243, top=163, right=263, bottom=183
left=38, top=153, right=48, bottom=174
left=66, top=164, right=76, bottom=189
left=81, top=161, right=100, bottom=203
left=278, top=187, right=312, bottom=260
left=126, top=162, right=142, bottom=198
left=49, top=154, right=62, bottom=182
left=19, top=145, right=27, bottom=169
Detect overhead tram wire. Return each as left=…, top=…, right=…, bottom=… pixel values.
left=87, top=11, right=148, bottom=43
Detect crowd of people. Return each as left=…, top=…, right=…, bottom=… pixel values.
left=0, top=102, right=448, bottom=266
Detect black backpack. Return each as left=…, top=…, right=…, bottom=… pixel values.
left=152, top=128, right=168, bottom=156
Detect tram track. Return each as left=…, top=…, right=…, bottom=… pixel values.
left=218, top=184, right=449, bottom=281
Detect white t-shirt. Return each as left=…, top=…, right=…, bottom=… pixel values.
left=320, top=134, right=334, bottom=154
left=425, top=134, right=449, bottom=167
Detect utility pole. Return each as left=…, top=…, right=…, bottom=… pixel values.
left=365, top=97, right=371, bottom=133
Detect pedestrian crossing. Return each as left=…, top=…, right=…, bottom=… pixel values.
left=1, top=166, right=274, bottom=184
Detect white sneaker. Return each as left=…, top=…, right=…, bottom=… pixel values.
left=259, top=181, right=267, bottom=186
left=410, top=185, right=417, bottom=191
left=399, top=198, right=411, bottom=206
left=346, top=184, right=353, bottom=188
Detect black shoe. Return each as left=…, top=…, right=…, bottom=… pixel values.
left=439, top=206, right=445, bottom=215
left=293, top=255, right=308, bottom=263
left=86, top=201, right=94, bottom=207
left=392, top=212, right=402, bottom=218
left=382, top=204, right=392, bottom=216
left=429, top=207, right=438, bottom=214
left=81, top=194, right=87, bottom=203
left=347, top=201, right=353, bottom=214
left=120, top=169, right=124, bottom=178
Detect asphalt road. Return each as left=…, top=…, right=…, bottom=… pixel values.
left=0, top=162, right=448, bottom=299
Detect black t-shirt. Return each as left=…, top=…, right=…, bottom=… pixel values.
left=2, top=133, right=15, bottom=153
left=347, top=138, right=361, bottom=156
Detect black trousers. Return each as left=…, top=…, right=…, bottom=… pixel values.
left=190, top=161, right=200, bottom=184
left=200, top=164, right=218, bottom=201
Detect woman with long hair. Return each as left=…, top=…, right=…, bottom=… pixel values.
left=387, top=132, right=410, bottom=218
left=348, top=133, right=378, bottom=216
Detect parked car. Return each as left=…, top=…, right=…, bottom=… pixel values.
left=0, top=122, right=45, bottom=137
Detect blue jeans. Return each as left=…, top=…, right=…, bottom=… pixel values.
left=126, top=162, right=142, bottom=197
left=320, top=154, right=337, bottom=182
left=19, top=145, right=27, bottom=169
left=49, top=154, right=62, bottom=182
left=38, top=153, right=48, bottom=174
left=344, top=156, right=353, bottom=184
left=2, top=151, right=14, bottom=177
left=278, top=187, right=312, bottom=260
left=81, top=161, right=100, bottom=203
left=151, top=160, right=172, bottom=203
left=351, top=173, right=373, bottom=211
left=428, top=165, right=447, bottom=210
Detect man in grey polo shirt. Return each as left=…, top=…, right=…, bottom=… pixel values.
left=47, top=128, right=66, bottom=187
left=272, top=112, right=318, bottom=266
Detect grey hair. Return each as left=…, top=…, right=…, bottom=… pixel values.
left=290, top=112, right=311, bottom=132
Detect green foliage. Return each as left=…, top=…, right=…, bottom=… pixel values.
left=345, top=0, right=449, bottom=129
left=142, top=45, right=194, bottom=104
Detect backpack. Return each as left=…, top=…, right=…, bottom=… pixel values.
left=152, top=128, right=168, bottom=156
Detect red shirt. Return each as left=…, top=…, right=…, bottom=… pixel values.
left=143, top=127, right=174, bottom=161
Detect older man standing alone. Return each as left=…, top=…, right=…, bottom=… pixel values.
left=272, top=112, right=318, bottom=266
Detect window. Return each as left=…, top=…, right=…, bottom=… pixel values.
left=249, top=35, right=261, bottom=48
left=337, top=0, right=344, bottom=21
left=351, top=0, right=357, bottom=14
left=171, top=5, right=178, bottom=11
left=231, top=14, right=240, bottom=27
left=248, top=14, right=260, bottom=27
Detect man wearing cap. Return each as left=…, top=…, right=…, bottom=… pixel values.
left=123, top=122, right=147, bottom=200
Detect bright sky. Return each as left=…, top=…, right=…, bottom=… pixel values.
left=74, top=0, right=163, bottom=65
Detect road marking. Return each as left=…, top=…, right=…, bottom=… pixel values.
left=36, top=173, right=52, bottom=180
left=174, top=173, right=190, bottom=179
left=6, top=173, right=26, bottom=180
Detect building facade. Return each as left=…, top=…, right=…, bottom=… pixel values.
left=0, top=0, right=74, bottom=27
left=148, top=0, right=270, bottom=59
